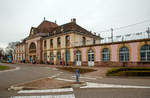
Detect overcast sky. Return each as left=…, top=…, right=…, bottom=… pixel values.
left=0, top=0, right=150, bottom=48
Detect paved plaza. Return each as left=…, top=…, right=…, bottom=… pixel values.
left=0, top=63, right=150, bottom=98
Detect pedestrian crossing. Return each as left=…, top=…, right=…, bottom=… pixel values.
left=18, top=88, right=73, bottom=93
left=11, top=94, right=75, bottom=98
left=11, top=88, right=75, bottom=98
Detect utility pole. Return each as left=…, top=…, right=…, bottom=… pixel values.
left=111, top=28, right=113, bottom=42
left=146, top=27, right=150, bottom=38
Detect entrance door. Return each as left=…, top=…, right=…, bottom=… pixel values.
left=30, top=56, right=32, bottom=63
left=76, top=50, right=81, bottom=66
left=88, top=49, right=94, bottom=66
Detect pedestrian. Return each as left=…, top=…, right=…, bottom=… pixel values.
left=76, top=69, right=80, bottom=82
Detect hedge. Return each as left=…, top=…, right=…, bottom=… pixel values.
left=106, top=67, right=150, bottom=76
left=57, top=67, right=96, bottom=74
left=0, top=65, right=10, bottom=70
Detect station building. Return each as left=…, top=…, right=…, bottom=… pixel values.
left=13, top=18, right=150, bottom=67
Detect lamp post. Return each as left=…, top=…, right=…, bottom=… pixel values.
left=65, top=32, right=67, bottom=66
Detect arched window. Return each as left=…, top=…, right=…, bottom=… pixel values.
left=29, top=42, right=36, bottom=53
left=88, top=49, right=94, bottom=61
left=57, top=52, right=61, bottom=61
left=102, top=48, right=110, bottom=61
left=119, top=46, right=129, bottom=62
left=140, top=45, right=150, bottom=61
left=30, top=42, right=36, bottom=49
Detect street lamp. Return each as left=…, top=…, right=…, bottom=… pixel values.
left=65, top=31, right=67, bottom=66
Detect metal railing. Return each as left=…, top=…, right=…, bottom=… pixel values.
left=101, top=31, right=148, bottom=43
left=71, top=31, right=149, bottom=47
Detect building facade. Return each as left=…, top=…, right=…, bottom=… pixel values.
left=13, top=42, right=25, bottom=63
left=13, top=18, right=150, bottom=67
left=74, top=39, right=150, bottom=67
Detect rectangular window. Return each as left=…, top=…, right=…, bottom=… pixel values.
left=66, top=36, right=70, bottom=46
left=50, top=39, right=53, bottom=48
left=57, top=52, right=61, bottom=61
left=44, top=53, right=47, bottom=61
left=44, top=40, right=47, bottom=48
left=57, top=37, right=61, bottom=47
left=50, top=52, right=54, bottom=61
left=66, top=50, right=70, bottom=61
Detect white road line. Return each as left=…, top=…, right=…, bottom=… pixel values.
left=0, top=67, right=20, bottom=73
left=81, top=82, right=150, bottom=89
left=55, top=78, right=75, bottom=82
left=18, top=88, right=73, bottom=94
left=72, top=76, right=97, bottom=80
left=49, top=73, right=60, bottom=78
left=11, top=94, right=75, bottom=98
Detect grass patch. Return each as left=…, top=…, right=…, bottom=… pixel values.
left=0, top=65, right=10, bottom=71
left=57, top=66, right=97, bottom=74
left=106, top=67, right=150, bottom=76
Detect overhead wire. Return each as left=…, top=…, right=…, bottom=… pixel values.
left=98, top=19, right=150, bottom=33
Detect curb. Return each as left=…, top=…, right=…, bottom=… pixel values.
left=72, top=82, right=87, bottom=88
left=8, top=77, right=50, bottom=91
left=8, top=85, right=24, bottom=91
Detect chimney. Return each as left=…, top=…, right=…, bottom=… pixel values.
left=71, top=18, right=76, bottom=23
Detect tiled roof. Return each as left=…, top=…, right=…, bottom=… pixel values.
left=31, top=20, right=58, bottom=34
left=49, top=22, right=100, bottom=38
left=28, top=19, right=101, bottom=39
left=37, top=20, right=58, bottom=33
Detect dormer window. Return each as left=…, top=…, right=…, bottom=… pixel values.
left=31, top=29, right=34, bottom=35
left=53, top=30, right=56, bottom=34
left=93, top=39, right=96, bottom=44
left=61, top=26, right=64, bottom=32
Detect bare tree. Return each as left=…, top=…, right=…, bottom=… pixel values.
left=0, top=47, right=5, bottom=61
left=0, top=47, right=4, bottom=56
left=5, top=41, right=20, bottom=56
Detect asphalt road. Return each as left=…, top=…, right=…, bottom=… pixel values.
left=0, top=63, right=60, bottom=98
left=0, top=63, right=150, bottom=98
left=74, top=88, right=150, bottom=98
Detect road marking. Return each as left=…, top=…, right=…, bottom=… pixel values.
left=0, top=67, right=20, bottom=73
left=81, top=82, right=150, bottom=88
left=18, top=88, right=73, bottom=94
left=55, top=78, right=75, bottom=82
left=72, top=76, right=97, bottom=80
left=11, top=94, right=75, bottom=98
left=49, top=73, right=61, bottom=78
